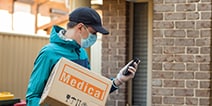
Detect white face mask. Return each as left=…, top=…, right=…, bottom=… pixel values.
left=81, top=33, right=97, bottom=48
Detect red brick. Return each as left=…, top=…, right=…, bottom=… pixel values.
left=152, top=88, right=173, bottom=96
left=175, top=39, right=195, bottom=46
left=186, top=80, right=198, bottom=88
left=117, top=61, right=125, bottom=68
left=110, top=55, right=125, bottom=62
left=164, top=80, right=185, bottom=87
left=165, top=13, right=186, bottom=20
left=152, top=105, right=172, bottom=106
left=198, top=3, right=212, bottom=11
left=200, top=47, right=210, bottom=54
left=103, top=10, right=118, bottom=16
left=152, top=96, right=162, bottom=104
left=117, top=101, right=125, bottom=106
left=200, top=98, right=212, bottom=105
left=165, top=0, right=185, bottom=3
left=164, top=97, right=184, bottom=104
left=196, top=89, right=211, bottom=97
left=118, top=9, right=126, bottom=16
left=201, top=0, right=211, bottom=2
left=174, top=89, right=194, bottom=96
left=186, top=97, right=198, bottom=105
left=102, top=41, right=109, bottom=48
left=187, top=30, right=200, bottom=38
left=153, top=47, right=163, bottom=54
left=186, top=12, right=200, bottom=20
left=200, top=81, right=211, bottom=88
left=200, top=29, right=211, bottom=37
left=164, top=30, right=186, bottom=37
left=154, top=4, right=175, bottom=12
left=109, top=42, right=125, bottom=48
left=176, top=4, right=196, bottom=11
left=164, top=63, right=185, bottom=71
left=117, top=48, right=126, bottom=55
left=118, top=36, right=126, bottom=43
left=110, top=4, right=125, bottom=11
left=102, top=48, right=116, bottom=55
left=187, top=0, right=200, bottom=3
left=196, top=21, right=212, bottom=29
left=152, top=63, right=162, bottom=70
left=110, top=29, right=125, bottom=36
left=105, top=99, right=116, bottom=106
left=200, top=63, right=210, bottom=71
left=152, top=71, right=173, bottom=79
left=153, top=38, right=174, bottom=46
left=196, top=55, right=210, bottom=63
left=154, top=0, right=163, bottom=4
left=187, top=63, right=199, bottom=71
left=153, top=22, right=174, bottom=29
left=152, top=79, right=162, bottom=87
left=196, top=38, right=211, bottom=46
left=174, top=72, right=194, bottom=79
left=175, top=21, right=195, bottom=29
left=153, top=55, right=174, bottom=62
left=201, top=12, right=211, bottom=19
left=196, top=72, right=211, bottom=79
left=163, top=47, right=185, bottom=54
left=154, top=13, right=163, bottom=20
left=108, top=23, right=118, bottom=29
left=153, top=30, right=163, bottom=37
left=187, top=47, right=199, bottom=54
left=175, top=55, right=194, bottom=62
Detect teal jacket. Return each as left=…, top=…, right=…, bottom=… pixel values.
left=26, top=25, right=117, bottom=106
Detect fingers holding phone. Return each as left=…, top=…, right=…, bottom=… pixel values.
left=123, top=58, right=141, bottom=76
left=114, top=58, right=141, bottom=86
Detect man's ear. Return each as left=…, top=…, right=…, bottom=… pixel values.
left=76, top=23, right=84, bottom=30
left=75, top=23, right=85, bottom=34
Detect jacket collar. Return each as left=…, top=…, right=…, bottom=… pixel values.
left=49, top=25, right=81, bottom=49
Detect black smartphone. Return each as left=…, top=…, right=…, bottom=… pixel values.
left=123, top=58, right=140, bottom=75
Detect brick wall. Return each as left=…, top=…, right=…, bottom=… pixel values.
left=102, top=0, right=211, bottom=106
left=152, top=0, right=211, bottom=106
left=102, top=0, right=127, bottom=106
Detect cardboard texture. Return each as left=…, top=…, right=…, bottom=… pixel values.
left=39, top=57, right=112, bottom=106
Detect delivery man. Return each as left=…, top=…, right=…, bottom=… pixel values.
left=26, top=7, right=139, bottom=106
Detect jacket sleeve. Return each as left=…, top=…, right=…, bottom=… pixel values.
left=26, top=51, right=55, bottom=106
left=109, top=78, right=118, bottom=93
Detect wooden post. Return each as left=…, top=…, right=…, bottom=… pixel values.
left=69, top=0, right=91, bottom=11
left=32, top=2, right=38, bottom=34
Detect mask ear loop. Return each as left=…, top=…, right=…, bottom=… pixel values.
left=83, top=24, right=97, bottom=35
left=83, top=25, right=90, bottom=34
left=78, top=24, right=88, bottom=39
left=79, top=24, right=88, bottom=47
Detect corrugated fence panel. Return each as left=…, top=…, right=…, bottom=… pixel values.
left=0, top=32, right=49, bottom=100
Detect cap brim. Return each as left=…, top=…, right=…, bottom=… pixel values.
left=92, top=25, right=109, bottom=35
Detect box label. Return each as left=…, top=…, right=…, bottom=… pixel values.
left=58, top=64, right=110, bottom=101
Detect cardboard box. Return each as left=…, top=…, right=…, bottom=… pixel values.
left=39, top=57, right=112, bottom=106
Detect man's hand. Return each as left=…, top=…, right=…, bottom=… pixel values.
left=114, top=60, right=140, bottom=86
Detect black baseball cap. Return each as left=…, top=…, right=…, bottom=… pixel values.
left=69, top=7, right=109, bottom=35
